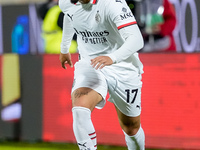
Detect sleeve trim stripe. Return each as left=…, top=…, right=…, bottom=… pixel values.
left=117, top=21, right=137, bottom=30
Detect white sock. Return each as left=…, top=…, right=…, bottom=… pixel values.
left=72, top=107, right=97, bottom=150
left=124, top=126, right=145, bottom=150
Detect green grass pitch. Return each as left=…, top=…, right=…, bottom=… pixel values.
left=0, top=141, right=161, bottom=150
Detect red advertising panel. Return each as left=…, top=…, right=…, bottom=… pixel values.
left=140, top=53, right=200, bottom=149
left=43, top=54, right=77, bottom=143
left=43, top=53, right=200, bottom=149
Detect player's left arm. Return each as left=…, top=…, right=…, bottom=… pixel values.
left=106, top=0, right=144, bottom=63
left=91, top=0, right=144, bottom=69
left=107, top=24, right=144, bottom=63
left=91, top=25, right=144, bottom=69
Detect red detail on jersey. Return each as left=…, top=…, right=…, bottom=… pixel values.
left=93, top=0, right=97, bottom=4
left=117, top=21, right=137, bottom=30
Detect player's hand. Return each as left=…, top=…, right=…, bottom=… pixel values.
left=91, top=56, right=113, bottom=69
left=59, top=53, right=73, bottom=69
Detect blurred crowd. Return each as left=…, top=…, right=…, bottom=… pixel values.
left=37, top=0, right=77, bottom=54
left=129, top=0, right=176, bottom=52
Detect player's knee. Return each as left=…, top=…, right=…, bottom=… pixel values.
left=123, top=125, right=140, bottom=136
left=122, top=120, right=141, bottom=136
left=72, top=88, right=91, bottom=107
left=72, top=87, right=103, bottom=110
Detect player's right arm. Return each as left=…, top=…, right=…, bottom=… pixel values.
left=59, top=53, right=73, bottom=69
left=59, top=1, right=75, bottom=69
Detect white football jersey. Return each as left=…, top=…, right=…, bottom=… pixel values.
left=59, top=0, right=143, bottom=73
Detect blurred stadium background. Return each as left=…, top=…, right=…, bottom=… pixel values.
left=0, top=0, right=200, bottom=150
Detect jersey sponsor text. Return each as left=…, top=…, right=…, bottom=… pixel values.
left=74, top=28, right=109, bottom=44
left=120, top=12, right=134, bottom=20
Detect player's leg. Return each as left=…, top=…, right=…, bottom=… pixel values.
left=115, top=107, right=145, bottom=150
left=71, top=87, right=103, bottom=150
left=71, top=59, right=107, bottom=150
left=72, top=87, right=103, bottom=110
left=105, top=65, right=145, bottom=150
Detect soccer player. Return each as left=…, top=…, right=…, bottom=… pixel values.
left=59, top=0, right=145, bottom=149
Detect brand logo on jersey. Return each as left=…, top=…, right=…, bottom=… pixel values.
left=78, top=142, right=87, bottom=148
left=95, top=10, right=101, bottom=23
left=74, top=28, right=109, bottom=44
left=136, top=105, right=140, bottom=109
left=120, top=12, right=134, bottom=20
left=67, top=13, right=73, bottom=21
left=122, top=7, right=127, bottom=12
left=78, top=142, right=91, bottom=150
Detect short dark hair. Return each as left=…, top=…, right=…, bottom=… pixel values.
left=71, top=0, right=79, bottom=4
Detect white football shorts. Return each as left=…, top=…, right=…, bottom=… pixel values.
left=71, top=58, right=142, bottom=117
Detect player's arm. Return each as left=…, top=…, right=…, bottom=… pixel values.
left=91, top=24, right=144, bottom=69
left=91, top=0, right=143, bottom=69
left=106, top=0, right=144, bottom=63
left=107, top=24, right=144, bottom=63
left=59, top=14, right=74, bottom=69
